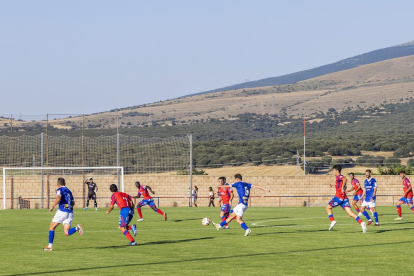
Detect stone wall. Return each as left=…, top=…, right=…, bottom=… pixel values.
left=0, top=174, right=405, bottom=209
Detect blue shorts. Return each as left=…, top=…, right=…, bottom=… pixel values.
left=353, top=194, right=363, bottom=201
left=399, top=197, right=413, bottom=205
left=328, top=197, right=350, bottom=209
left=221, top=204, right=231, bottom=214
left=138, top=199, right=156, bottom=208
left=119, top=207, right=133, bottom=227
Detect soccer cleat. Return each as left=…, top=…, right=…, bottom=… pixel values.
left=245, top=229, right=252, bottom=236
left=211, top=221, right=222, bottom=230
left=361, top=222, right=367, bottom=233
left=394, top=217, right=403, bottom=221
left=95, top=207, right=98, bottom=211
left=357, top=212, right=362, bottom=217
left=163, top=213, right=167, bottom=221
left=367, top=220, right=373, bottom=226
left=137, top=218, right=144, bottom=222
left=128, top=241, right=137, bottom=246
left=374, top=224, right=380, bottom=226
left=329, top=220, right=337, bottom=231
left=43, top=246, right=53, bottom=251
left=83, top=207, right=88, bottom=210
left=77, top=224, right=83, bottom=235
left=131, top=224, right=137, bottom=236
left=223, top=226, right=230, bottom=229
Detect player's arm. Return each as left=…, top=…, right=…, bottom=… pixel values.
left=252, top=184, right=270, bottom=193
left=49, top=195, right=61, bottom=212
left=95, top=184, right=98, bottom=192
left=106, top=204, right=115, bottom=214
left=341, top=178, right=347, bottom=194
left=147, top=186, right=155, bottom=195
left=133, top=193, right=141, bottom=199
left=404, top=186, right=412, bottom=197
left=346, top=186, right=354, bottom=193
left=371, top=186, right=377, bottom=202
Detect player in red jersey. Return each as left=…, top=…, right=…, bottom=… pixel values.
left=346, top=172, right=363, bottom=213
left=133, top=181, right=167, bottom=222
left=395, top=170, right=414, bottom=220
left=217, top=177, right=234, bottom=229
left=106, top=184, right=137, bottom=246
left=326, top=165, right=366, bottom=233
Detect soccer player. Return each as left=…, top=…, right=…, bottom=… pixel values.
left=106, top=184, right=137, bottom=246
left=394, top=170, right=414, bottom=220
left=212, top=174, right=270, bottom=236
left=346, top=172, right=363, bottom=214
left=326, top=165, right=367, bottom=233
left=133, top=181, right=167, bottom=222
left=84, top=177, right=98, bottom=211
left=43, top=177, right=83, bottom=251
left=217, top=177, right=234, bottom=229
left=360, top=169, right=379, bottom=226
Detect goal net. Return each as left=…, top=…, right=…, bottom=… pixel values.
left=2, top=166, right=124, bottom=210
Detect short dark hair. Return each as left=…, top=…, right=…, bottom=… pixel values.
left=135, top=181, right=141, bottom=188
left=366, top=169, right=372, bottom=173
left=57, top=177, right=66, bottom=186
left=235, top=173, right=242, bottom=180
left=349, top=172, right=355, bottom=177
left=110, top=184, right=118, bottom=192
left=400, top=170, right=406, bottom=174
left=332, top=165, right=342, bottom=173
left=218, top=177, right=226, bottom=183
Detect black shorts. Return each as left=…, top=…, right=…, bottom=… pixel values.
left=88, top=193, right=96, bottom=200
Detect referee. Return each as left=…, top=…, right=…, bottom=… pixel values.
left=84, top=177, right=98, bottom=211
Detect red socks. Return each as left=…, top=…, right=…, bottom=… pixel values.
left=157, top=209, right=164, bottom=215
left=397, top=206, right=402, bottom=217
left=123, top=230, right=135, bottom=242
left=137, top=208, right=143, bottom=219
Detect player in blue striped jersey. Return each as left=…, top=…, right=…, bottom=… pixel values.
left=43, top=178, right=83, bottom=251
left=360, top=169, right=379, bottom=226
left=212, top=174, right=270, bottom=236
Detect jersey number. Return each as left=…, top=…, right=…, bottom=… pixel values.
left=123, top=197, right=129, bottom=207
left=245, top=187, right=250, bottom=197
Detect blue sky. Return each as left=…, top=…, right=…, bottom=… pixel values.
left=1, top=1, right=413, bottom=118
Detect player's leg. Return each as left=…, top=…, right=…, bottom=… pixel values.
left=395, top=199, right=404, bottom=220
left=344, top=206, right=366, bottom=233
left=407, top=198, right=414, bottom=215
left=235, top=215, right=251, bottom=236
left=44, top=221, right=60, bottom=250
left=119, top=209, right=136, bottom=245
left=149, top=201, right=167, bottom=221
left=220, top=205, right=230, bottom=227
left=370, top=206, right=379, bottom=226
left=326, top=198, right=337, bottom=230
left=136, top=200, right=145, bottom=221
left=360, top=204, right=373, bottom=223
left=93, top=194, right=98, bottom=211
left=352, top=199, right=360, bottom=214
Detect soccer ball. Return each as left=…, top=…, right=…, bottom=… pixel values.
left=202, top=217, right=210, bottom=226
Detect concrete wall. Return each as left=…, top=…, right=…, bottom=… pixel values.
left=0, top=174, right=405, bottom=209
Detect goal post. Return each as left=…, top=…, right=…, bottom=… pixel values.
left=2, top=166, right=124, bottom=210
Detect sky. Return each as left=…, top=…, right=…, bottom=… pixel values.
left=1, top=0, right=413, bottom=119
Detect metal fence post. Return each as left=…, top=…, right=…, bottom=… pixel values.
left=41, top=133, right=44, bottom=209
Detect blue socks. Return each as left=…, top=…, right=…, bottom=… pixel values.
left=48, top=230, right=55, bottom=244
left=240, top=222, right=249, bottom=230
left=362, top=211, right=371, bottom=220
left=373, top=212, right=379, bottom=224
left=219, top=220, right=227, bottom=227
left=68, top=227, right=77, bottom=235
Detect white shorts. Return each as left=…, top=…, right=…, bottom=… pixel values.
left=52, top=210, right=74, bottom=225
left=233, top=203, right=248, bottom=217
left=361, top=200, right=376, bottom=208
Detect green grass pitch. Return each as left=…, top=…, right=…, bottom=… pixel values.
left=1, top=206, right=414, bottom=275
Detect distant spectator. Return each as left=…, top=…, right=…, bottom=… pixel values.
left=208, top=187, right=215, bottom=207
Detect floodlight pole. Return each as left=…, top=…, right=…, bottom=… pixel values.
left=303, top=118, right=306, bottom=176
left=189, top=134, right=193, bottom=207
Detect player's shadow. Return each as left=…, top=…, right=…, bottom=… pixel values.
left=173, top=218, right=203, bottom=223
left=89, top=237, right=215, bottom=250
left=249, top=216, right=290, bottom=222
left=373, top=227, right=414, bottom=234
left=254, top=228, right=327, bottom=236
left=251, top=224, right=296, bottom=228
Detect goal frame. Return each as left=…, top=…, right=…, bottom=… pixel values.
left=2, top=166, right=124, bottom=210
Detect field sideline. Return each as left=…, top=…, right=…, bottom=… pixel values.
left=1, top=206, right=414, bottom=275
